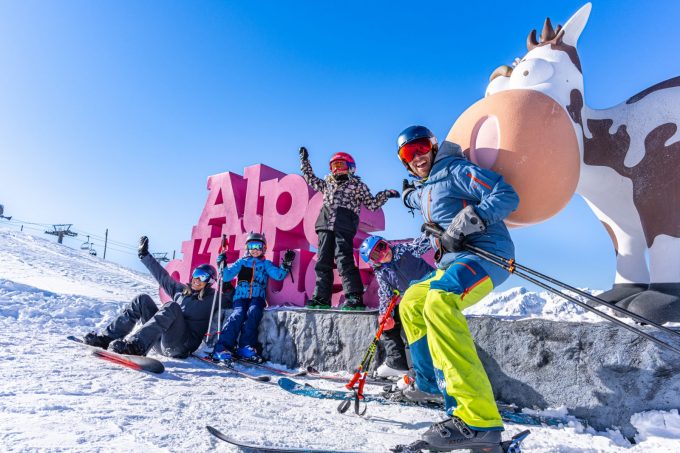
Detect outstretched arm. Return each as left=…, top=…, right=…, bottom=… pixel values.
left=222, top=257, right=246, bottom=282
left=299, top=147, right=327, bottom=193
left=359, top=182, right=399, bottom=211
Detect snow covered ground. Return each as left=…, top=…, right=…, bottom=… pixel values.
left=1, top=227, right=679, bottom=452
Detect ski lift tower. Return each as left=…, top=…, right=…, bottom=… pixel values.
left=0, top=204, right=11, bottom=221
left=45, top=224, right=78, bottom=244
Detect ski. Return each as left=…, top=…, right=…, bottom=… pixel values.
left=390, top=429, right=531, bottom=453
left=278, top=378, right=572, bottom=427
left=191, top=353, right=272, bottom=382
left=206, top=425, right=361, bottom=453
left=67, top=335, right=165, bottom=374
left=273, top=307, right=379, bottom=315
left=305, top=366, right=393, bottom=386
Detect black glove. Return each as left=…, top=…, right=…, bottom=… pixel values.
left=216, top=252, right=227, bottom=268
left=385, top=189, right=400, bottom=199
left=421, top=222, right=465, bottom=253
left=436, top=206, right=486, bottom=253
left=282, top=249, right=296, bottom=270
left=138, top=236, right=149, bottom=259
left=299, top=146, right=309, bottom=160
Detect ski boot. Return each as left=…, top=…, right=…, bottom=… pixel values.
left=212, top=346, right=236, bottom=363
left=305, top=297, right=332, bottom=309
left=339, top=293, right=365, bottom=311
left=375, top=362, right=409, bottom=379
left=109, top=338, right=146, bottom=356
left=83, top=332, right=113, bottom=350
left=237, top=345, right=264, bottom=364
left=391, top=427, right=530, bottom=453
left=382, top=376, right=443, bottom=405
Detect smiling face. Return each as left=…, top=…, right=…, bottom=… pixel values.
left=190, top=278, right=208, bottom=292
left=408, top=150, right=434, bottom=179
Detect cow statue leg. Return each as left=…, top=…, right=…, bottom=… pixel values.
left=618, top=235, right=680, bottom=324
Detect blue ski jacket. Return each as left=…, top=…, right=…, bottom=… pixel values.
left=221, top=255, right=289, bottom=300
left=404, top=142, right=519, bottom=286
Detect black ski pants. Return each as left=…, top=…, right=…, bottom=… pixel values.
left=104, top=294, right=191, bottom=358
left=381, top=308, right=409, bottom=370
left=313, top=229, right=363, bottom=302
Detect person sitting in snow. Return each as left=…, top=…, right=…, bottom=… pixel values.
left=83, top=236, right=228, bottom=358
left=359, top=235, right=433, bottom=379
left=212, top=232, right=294, bottom=364
left=299, top=146, right=400, bottom=310
left=393, top=125, right=519, bottom=451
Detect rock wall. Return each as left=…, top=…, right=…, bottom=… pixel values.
left=253, top=310, right=680, bottom=437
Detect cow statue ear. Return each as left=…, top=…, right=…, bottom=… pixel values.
left=561, top=3, right=592, bottom=47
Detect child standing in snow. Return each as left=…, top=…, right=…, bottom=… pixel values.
left=359, top=235, right=433, bottom=378
left=299, top=146, right=400, bottom=310
left=212, top=233, right=295, bottom=363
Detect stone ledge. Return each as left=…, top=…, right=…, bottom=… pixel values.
left=251, top=310, right=680, bottom=437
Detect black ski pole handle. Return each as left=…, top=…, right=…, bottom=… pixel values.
left=421, top=222, right=444, bottom=239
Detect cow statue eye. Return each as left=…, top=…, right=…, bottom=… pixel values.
left=509, top=58, right=554, bottom=88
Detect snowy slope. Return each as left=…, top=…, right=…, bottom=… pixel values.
left=1, top=227, right=679, bottom=452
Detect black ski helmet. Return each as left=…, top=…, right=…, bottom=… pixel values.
left=245, top=232, right=267, bottom=252
left=192, top=263, right=217, bottom=283
left=397, top=125, right=438, bottom=173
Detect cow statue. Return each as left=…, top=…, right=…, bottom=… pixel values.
left=447, top=3, right=680, bottom=323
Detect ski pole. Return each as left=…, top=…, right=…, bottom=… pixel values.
left=213, top=234, right=228, bottom=346
left=420, top=222, right=680, bottom=356
left=464, top=243, right=680, bottom=342
left=205, top=234, right=227, bottom=350
left=338, top=290, right=400, bottom=416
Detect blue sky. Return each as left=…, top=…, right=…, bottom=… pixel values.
left=1, top=1, right=678, bottom=292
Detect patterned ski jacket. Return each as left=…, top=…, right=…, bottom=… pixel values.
left=372, top=235, right=434, bottom=315
left=403, top=141, right=519, bottom=285
left=301, top=156, right=392, bottom=233
left=222, top=255, right=289, bottom=300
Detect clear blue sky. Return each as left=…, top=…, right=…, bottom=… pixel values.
left=1, top=1, right=679, bottom=292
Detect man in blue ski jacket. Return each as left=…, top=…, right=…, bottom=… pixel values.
left=395, top=125, right=519, bottom=451
left=212, top=232, right=295, bottom=363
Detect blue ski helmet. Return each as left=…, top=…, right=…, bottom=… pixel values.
left=397, top=125, right=438, bottom=173
left=360, top=235, right=386, bottom=263
left=192, top=263, right=217, bottom=283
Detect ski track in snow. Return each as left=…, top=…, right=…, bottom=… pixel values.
left=1, top=227, right=679, bottom=452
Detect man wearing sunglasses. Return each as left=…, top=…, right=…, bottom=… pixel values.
left=396, top=125, right=519, bottom=451
left=299, top=146, right=400, bottom=310
left=82, top=236, right=223, bottom=358
left=359, top=235, right=433, bottom=379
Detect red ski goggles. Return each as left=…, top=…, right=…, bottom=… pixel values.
left=398, top=137, right=434, bottom=163
left=330, top=160, right=350, bottom=174
left=369, top=240, right=390, bottom=263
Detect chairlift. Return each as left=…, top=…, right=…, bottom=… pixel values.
left=88, top=242, right=97, bottom=256
left=81, top=235, right=92, bottom=250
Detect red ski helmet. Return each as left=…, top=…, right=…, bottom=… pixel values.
left=329, top=152, right=356, bottom=174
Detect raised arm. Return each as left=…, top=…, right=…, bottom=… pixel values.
left=264, top=259, right=289, bottom=281
left=138, top=238, right=186, bottom=297
left=299, top=147, right=327, bottom=193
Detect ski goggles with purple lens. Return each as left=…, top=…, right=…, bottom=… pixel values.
left=246, top=241, right=265, bottom=251
left=192, top=268, right=212, bottom=282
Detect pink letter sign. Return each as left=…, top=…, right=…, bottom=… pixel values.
left=163, top=164, right=385, bottom=308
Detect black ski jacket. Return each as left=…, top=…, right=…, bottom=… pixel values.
left=141, top=255, right=217, bottom=352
